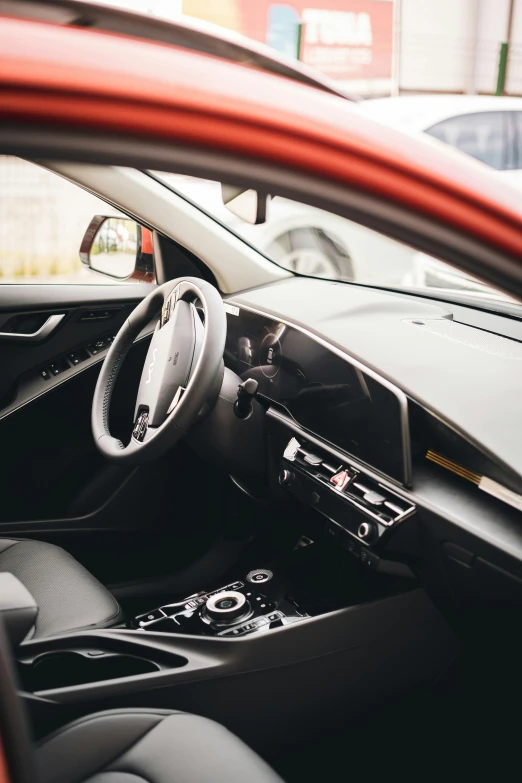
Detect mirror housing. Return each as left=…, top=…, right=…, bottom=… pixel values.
left=221, top=185, right=271, bottom=225
left=80, top=215, right=154, bottom=281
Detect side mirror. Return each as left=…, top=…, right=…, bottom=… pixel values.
left=221, top=185, right=271, bottom=225
left=80, top=216, right=153, bottom=280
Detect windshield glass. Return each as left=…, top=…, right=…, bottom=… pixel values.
left=151, top=172, right=518, bottom=310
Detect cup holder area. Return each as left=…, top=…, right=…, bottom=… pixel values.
left=18, top=649, right=177, bottom=692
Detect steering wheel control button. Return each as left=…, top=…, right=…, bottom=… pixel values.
left=162, top=295, right=173, bottom=327
left=204, top=591, right=251, bottom=624
left=246, top=569, right=273, bottom=585
left=330, top=470, right=351, bottom=490
left=132, top=411, right=149, bottom=442
left=259, top=333, right=282, bottom=378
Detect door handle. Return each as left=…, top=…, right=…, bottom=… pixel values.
left=0, top=314, right=66, bottom=342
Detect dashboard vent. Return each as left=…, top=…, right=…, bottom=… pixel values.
left=345, top=478, right=414, bottom=526
left=284, top=436, right=415, bottom=527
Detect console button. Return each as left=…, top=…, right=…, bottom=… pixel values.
left=330, top=470, right=351, bottom=490
left=219, top=626, right=245, bottom=637
left=267, top=612, right=283, bottom=622
left=67, top=348, right=89, bottom=366
left=137, top=608, right=166, bottom=625
left=279, top=469, right=294, bottom=486
left=228, top=582, right=244, bottom=590
left=39, top=368, right=51, bottom=381
left=87, top=339, right=108, bottom=355
left=48, top=360, right=68, bottom=376
left=246, top=569, right=273, bottom=585
left=358, top=521, right=378, bottom=543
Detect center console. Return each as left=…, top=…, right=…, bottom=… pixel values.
left=132, top=568, right=308, bottom=638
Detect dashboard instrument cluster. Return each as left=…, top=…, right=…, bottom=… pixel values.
left=225, top=306, right=410, bottom=486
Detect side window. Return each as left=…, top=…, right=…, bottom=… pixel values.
left=0, top=157, right=145, bottom=284
left=425, top=112, right=509, bottom=170
left=514, top=112, right=522, bottom=169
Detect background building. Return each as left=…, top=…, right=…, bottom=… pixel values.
left=3, top=0, right=522, bottom=284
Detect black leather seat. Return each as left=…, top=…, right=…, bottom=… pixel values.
left=0, top=539, right=123, bottom=639
left=0, top=613, right=284, bottom=783
left=36, top=708, right=284, bottom=783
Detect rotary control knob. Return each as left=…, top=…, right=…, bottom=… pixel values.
left=358, top=521, right=377, bottom=543
left=279, top=470, right=294, bottom=486
left=204, top=591, right=251, bottom=624
left=246, top=568, right=273, bottom=585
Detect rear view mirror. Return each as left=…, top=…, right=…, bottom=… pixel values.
left=221, top=185, right=271, bottom=225
left=80, top=216, right=153, bottom=280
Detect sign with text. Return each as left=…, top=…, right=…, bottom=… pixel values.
left=300, top=6, right=392, bottom=79
left=240, top=0, right=394, bottom=81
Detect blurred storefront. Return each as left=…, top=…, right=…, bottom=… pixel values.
left=183, top=0, right=395, bottom=97
left=93, top=0, right=522, bottom=97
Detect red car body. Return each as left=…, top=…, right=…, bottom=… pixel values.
left=1, top=15, right=522, bottom=269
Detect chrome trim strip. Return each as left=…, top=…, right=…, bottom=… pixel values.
left=0, top=313, right=65, bottom=342
left=226, top=300, right=413, bottom=487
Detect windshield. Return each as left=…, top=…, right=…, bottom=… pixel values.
left=151, top=172, right=519, bottom=311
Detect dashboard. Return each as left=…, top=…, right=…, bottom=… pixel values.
left=224, top=305, right=409, bottom=485
left=228, top=278, right=522, bottom=492
left=213, top=277, right=522, bottom=605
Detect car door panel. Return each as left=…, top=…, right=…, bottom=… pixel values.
left=0, top=284, right=153, bottom=412
left=0, top=283, right=221, bottom=586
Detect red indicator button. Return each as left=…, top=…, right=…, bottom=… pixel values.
left=330, top=470, right=350, bottom=490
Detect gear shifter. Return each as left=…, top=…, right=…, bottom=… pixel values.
left=203, top=591, right=252, bottom=625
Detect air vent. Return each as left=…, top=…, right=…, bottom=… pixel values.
left=344, top=477, right=414, bottom=526
left=282, top=436, right=415, bottom=528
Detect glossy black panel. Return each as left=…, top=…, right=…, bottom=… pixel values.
left=225, top=308, right=405, bottom=483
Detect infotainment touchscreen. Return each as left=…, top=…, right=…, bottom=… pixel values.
left=225, top=307, right=408, bottom=485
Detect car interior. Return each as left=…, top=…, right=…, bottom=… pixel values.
left=0, top=153, right=521, bottom=780
left=2, top=4, right=522, bottom=779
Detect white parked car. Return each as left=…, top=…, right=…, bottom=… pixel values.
left=154, top=96, right=521, bottom=305
left=360, top=94, right=522, bottom=188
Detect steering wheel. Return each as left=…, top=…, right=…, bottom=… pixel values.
left=92, top=278, right=226, bottom=464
